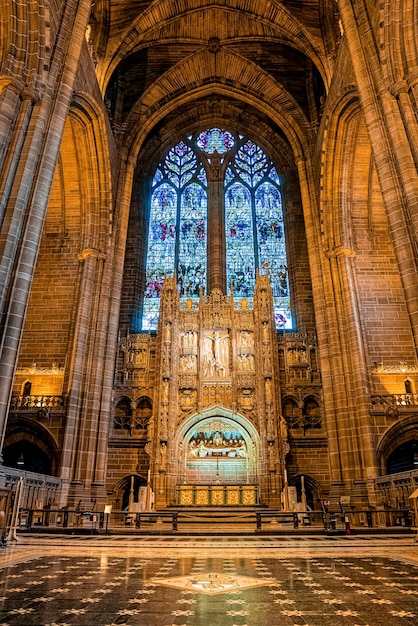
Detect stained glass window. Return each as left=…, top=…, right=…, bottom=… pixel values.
left=178, top=184, right=207, bottom=297
left=225, top=139, right=291, bottom=328
left=142, top=130, right=292, bottom=330
left=225, top=183, right=255, bottom=297
left=196, top=128, right=234, bottom=154
left=142, top=141, right=207, bottom=330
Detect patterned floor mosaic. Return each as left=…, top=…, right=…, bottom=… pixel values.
left=0, top=536, right=416, bottom=625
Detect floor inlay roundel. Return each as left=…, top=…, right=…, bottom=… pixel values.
left=152, top=572, right=277, bottom=594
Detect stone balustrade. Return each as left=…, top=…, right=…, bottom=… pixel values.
left=9, top=395, right=65, bottom=411
left=371, top=394, right=418, bottom=409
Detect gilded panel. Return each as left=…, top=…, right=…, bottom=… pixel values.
left=242, top=485, right=256, bottom=505
left=226, top=486, right=240, bottom=505
left=196, top=486, right=209, bottom=506
left=211, top=486, right=224, bottom=506
left=179, top=486, right=193, bottom=506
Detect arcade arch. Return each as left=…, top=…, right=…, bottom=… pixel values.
left=376, top=415, right=418, bottom=476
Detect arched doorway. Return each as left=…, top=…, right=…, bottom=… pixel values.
left=3, top=440, right=52, bottom=474
left=113, top=474, right=148, bottom=511
left=289, top=474, right=322, bottom=511
left=3, top=418, right=59, bottom=476
left=386, top=440, right=418, bottom=474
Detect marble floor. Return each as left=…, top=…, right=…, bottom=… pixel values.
left=0, top=534, right=417, bottom=625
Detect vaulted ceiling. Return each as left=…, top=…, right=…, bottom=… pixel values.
left=88, top=0, right=341, bottom=165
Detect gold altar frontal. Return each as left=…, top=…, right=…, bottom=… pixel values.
left=177, top=485, right=258, bottom=506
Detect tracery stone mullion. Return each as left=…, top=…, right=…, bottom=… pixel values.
left=207, top=154, right=226, bottom=294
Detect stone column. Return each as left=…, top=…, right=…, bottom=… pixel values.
left=207, top=154, right=226, bottom=293
left=0, top=0, right=92, bottom=464
left=58, top=249, right=105, bottom=504
left=92, top=160, right=137, bottom=498
left=327, top=247, right=378, bottom=502
left=338, top=0, right=418, bottom=354
left=296, top=156, right=345, bottom=487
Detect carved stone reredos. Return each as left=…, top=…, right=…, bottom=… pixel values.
left=153, top=281, right=281, bottom=445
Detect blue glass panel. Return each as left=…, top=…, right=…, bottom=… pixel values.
left=234, top=140, right=268, bottom=187
left=225, top=166, right=234, bottom=186
left=269, top=166, right=281, bottom=185
left=152, top=167, right=163, bottom=186
left=143, top=183, right=177, bottom=330
left=225, top=183, right=255, bottom=297
left=197, top=166, right=207, bottom=186
left=255, top=182, right=292, bottom=329
left=164, top=141, right=196, bottom=189
left=196, top=128, right=234, bottom=154
left=178, top=183, right=207, bottom=297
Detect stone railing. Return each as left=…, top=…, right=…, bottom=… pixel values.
left=285, top=414, right=322, bottom=433
left=371, top=394, right=418, bottom=410
left=3, top=467, right=62, bottom=511
left=375, top=469, right=418, bottom=510
left=9, top=395, right=65, bottom=411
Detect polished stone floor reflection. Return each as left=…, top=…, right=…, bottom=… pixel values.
left=0, top=535, right=416, bottom=625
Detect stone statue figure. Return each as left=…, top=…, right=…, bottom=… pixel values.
left=268, top=441, right=275, bottom=470
left=159, top=442, right=167, bottom=470
left=182, top=331, right=197, bottom=350
left=147, top=415, right=154, bottom=441
left=237, top=353, right=254, bottom=371
left=162, top=380, right=169, bottom=402
left=164, top=323, right=171, bottom=342
left=265, top=378, right=272, bottom=404
left=204, top=330, right=229, bottom=377
left=279, top=415, right=288, bottom=442
left=180, top=354, right=196, bottom=372
left=206, top=330, right=229, bottom=363
left=240, top=331, right=253, bottom=349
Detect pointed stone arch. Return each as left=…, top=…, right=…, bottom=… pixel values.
left=376, top=415, right=418, bottom=475
left=98, top=0, right=329, bottom=90
left=68, top=92, right=113, bottom=252
left=111, top=473, right=148, bottom=511
left=288, top=473, right=323, bottom=510
left=121, top=47, right=311, bottom=167
left=3, top=416, right=60, bottom=475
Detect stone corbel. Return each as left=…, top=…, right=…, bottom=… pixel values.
left=77, top=248, right=107, bottom=262
left=325, top=246, right=356, bottom=259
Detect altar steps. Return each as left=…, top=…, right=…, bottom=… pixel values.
left=173, top=507, right=260, bottom=534
left=162, top=507, right=297, bottom=534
